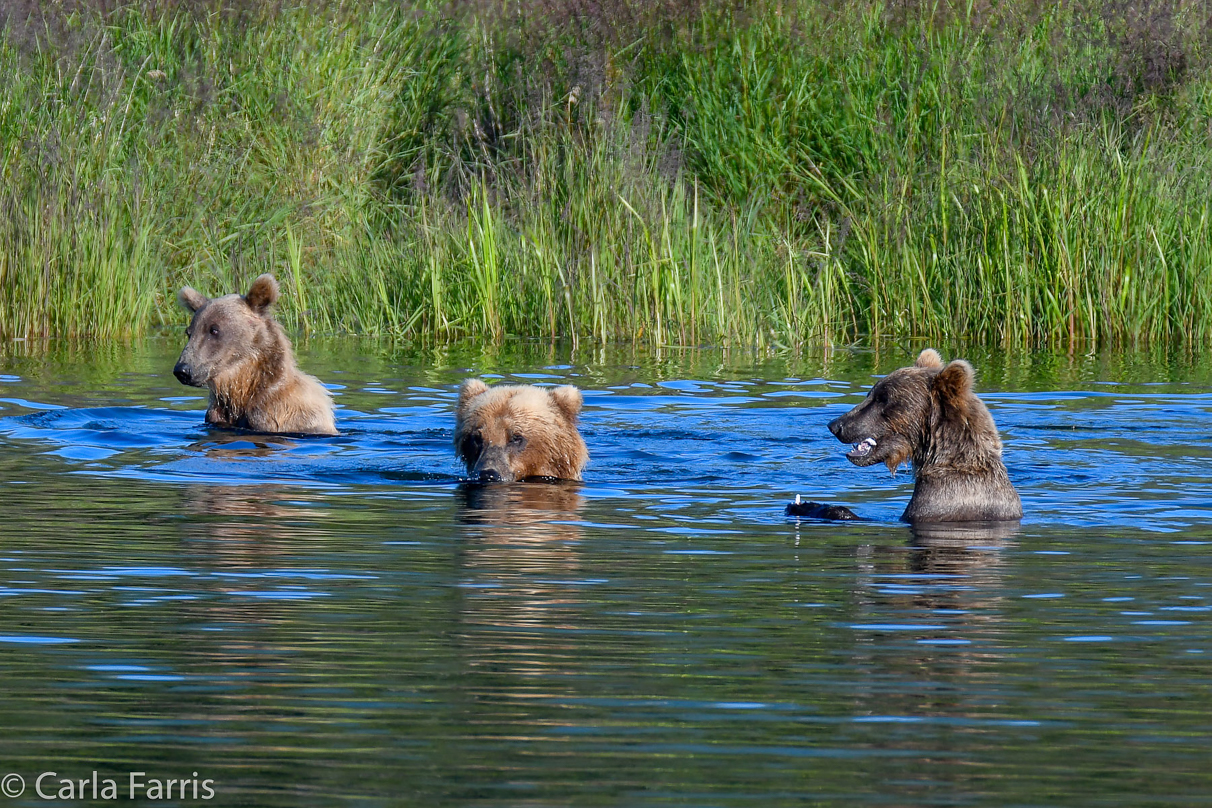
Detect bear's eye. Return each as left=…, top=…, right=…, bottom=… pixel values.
left=463, top=432, right=483, bottom=458
left=508, top=433, right=527, bottom=449
left=209, top=325, right=221, bottom=337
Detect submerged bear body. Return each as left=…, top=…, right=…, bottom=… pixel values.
left=174, top=274, right=336, bottom=436
left=826, top=349, right=1021, bottom=524
left=454, top=380, right=588, bottom=483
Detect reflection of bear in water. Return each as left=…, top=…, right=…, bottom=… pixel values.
left=173, top=486, right=330, bottom=687
left=182, top=485, right=323, bottom=559
left=454, top=380, right=588, bottom=482
left=458, top=481, right=586, bottom=525
left=843, top=520, right=1019, bottom=748
left=793, top=349, right=1021, bottom=523
left=907, top=521, right=1020, bottom=591
left=174, top=274, right=336, bottom=436
left=185, top=432, right=297, bottom=460
left=456, top=482, right=586, bottom=682
left=862, top=522, right=1019, bottom=628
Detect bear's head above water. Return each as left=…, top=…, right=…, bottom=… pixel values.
left=827, top=348, right=1021, bottom=523
left=174, top=274, right=335, bottom=436
left=454, top=380, right=588, bottom=483
left=174, top=274, right=284, bottom=390
left=827, top=349, right=959, bottom=472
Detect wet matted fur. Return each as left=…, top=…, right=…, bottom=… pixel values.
left=827, top=349, right=1021, bottom=523
left=174, top=274, right=336, bottom=436
left=454, top=380, right=588, bottom=482
left=784, top=496, right=861, bottom=520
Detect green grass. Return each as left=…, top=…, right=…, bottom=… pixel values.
left=1, top=1, right=1210, bottom=349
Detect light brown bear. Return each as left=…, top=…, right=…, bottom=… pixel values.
left=793, top=349, right=1021, bottom=523
left=174, top=274, right=337, bottom=436
left=454, top=380, right=588, bottom=482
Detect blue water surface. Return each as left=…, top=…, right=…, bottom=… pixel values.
left=0, top=338, right=1209, bottom=806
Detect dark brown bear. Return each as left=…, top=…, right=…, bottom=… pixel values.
left=454, top=380, right=588, bottom=482
left=824, top=348, right=1021, bottom=523
left=174, top=274, right=336, bottom=436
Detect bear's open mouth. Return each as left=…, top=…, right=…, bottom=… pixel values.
left=846, top=436, right=877, bottom=460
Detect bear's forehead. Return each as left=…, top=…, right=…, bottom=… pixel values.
left=882, top=366, right=930, bottom=385
left=192, top=295, right=257, bottom=326
left=870, top=366, right=933, bottom=398
left=468, top=388, right=556, bottom=433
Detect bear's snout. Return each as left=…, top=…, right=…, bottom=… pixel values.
left=828, top=413, right=862, bottom=443
left=474, top=463, right=516, bottom=483
left=173, top=362, right=193, bottom=385
left=828, top=415, right=844, bottom=439
left=471, top=447, right=516, bottom=483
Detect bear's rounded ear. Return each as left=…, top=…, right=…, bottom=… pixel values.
left=932, top=359, right=975, bottom=416
left=245, top=274, right=280, bottom=315
left=458, top=379, right=490, bottom=414
left=549, top=385, right=583, bottom=422
left=177, top=287, right=208, bottom=314
left=915, top=348, right=944, bottom=369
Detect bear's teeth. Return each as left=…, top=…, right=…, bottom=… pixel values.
left=851, top=437, right=876, bottom=456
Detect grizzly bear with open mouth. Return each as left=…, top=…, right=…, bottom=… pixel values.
left=791, top=349, right=1021, bottom=523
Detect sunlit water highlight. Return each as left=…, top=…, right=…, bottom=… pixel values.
left=0, top=338, right=1210, bottom=805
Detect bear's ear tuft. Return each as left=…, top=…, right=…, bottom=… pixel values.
left=177, top=287, right=208, bottom=313
left=458, top=379, right=490, bottom=414
left=932, top=359, right=975, bottom=417
left=245, top=274, right=280, bottom=315
left=915, top=348, right=944, bottom=369
left=549, top=385, right=584, bottom=422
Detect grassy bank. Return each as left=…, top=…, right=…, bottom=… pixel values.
left=1, top=0, right=1210, bottom=348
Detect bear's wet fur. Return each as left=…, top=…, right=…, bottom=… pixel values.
left=174, top=274, right=336, bottom=436
left=784, top=497, right=861, bottom=521
left=454, top=380, right=588, bottom=482
left=826, top=348, right=1021, bottom=523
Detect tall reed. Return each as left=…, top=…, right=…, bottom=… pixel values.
left=0, top=0, right=1208, bottom=349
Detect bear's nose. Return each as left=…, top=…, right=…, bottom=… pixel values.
left=477, top=468, right=503, bottom=483
left=828, top=416, right=844, bottom=438
left=173, top=362, right=192, bottom=384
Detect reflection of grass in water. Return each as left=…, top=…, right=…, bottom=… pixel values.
left=1, top=2, right=1211, bottom=348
